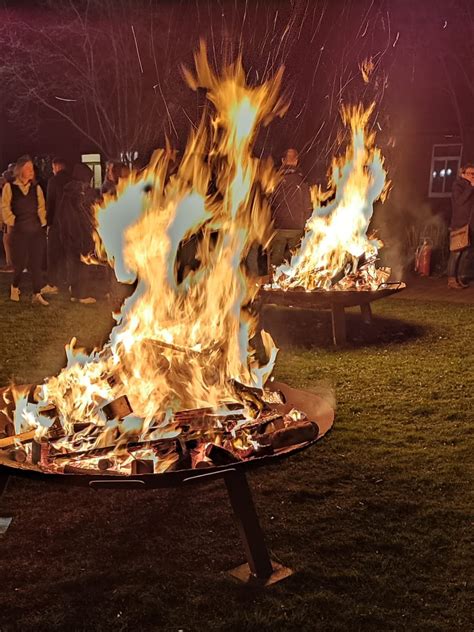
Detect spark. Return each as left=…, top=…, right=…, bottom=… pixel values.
left=392, top=31, right=400, bottom=47
left=131, top=25, right=144, bottom=74
left=54, top=96, right=77, bottom=102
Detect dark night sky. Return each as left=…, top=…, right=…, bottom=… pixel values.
left=0, top=0, right=471, bottom=184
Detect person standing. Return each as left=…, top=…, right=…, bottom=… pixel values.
left=46, top=157, right=72, bottom=290
left=56, top=163, right=98, bottom=304
left=101, top=161, right=129, bottom=198
left=1, top=155, right=49, bottom=305
left=270, top=148, right=313, bottom=267
left=447, top=163, right=474, bottom=289
left=101, top=159, right=119, bottom=196
left=0, top=165, right=15, bottom=273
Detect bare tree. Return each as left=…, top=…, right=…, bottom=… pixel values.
left=0, top=0, right=192, bottom=159
left=0, top=0, right=413, bottom=170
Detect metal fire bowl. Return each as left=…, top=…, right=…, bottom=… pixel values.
left=0, top=381, right=334, bottom=488
left=257, top=282, right=405, bottom=310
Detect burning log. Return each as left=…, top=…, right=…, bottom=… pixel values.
left=229, top=379, right=269, bottom=417
left=8, top=448, right=27, bottom=463
left=261, top=389, right=286, bottom=406
left=205, top=443, right=241, bottom=466
left=46, top=417, right=64, bottom=439
left=174, top=440, right=192, bottom=470
left=265, top=421, right=319, bottom=450
left=63, top=464, right=122, bottom=476
left=98, top=458, right=113, bottom=471
left=102, top=396, right=133, bottom=421
left=250, top=414, right=285, bottom=435
left=191, top=444, right=213, bottom=469
left=0, top=422, right=14, bottom=440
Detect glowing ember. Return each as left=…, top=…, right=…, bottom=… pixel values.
left=270, top=104, right=391, bottom=292
left=1, top=43, right=318, bottom=475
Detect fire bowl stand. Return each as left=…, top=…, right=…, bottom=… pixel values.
left=257, top=284, right=405, bottom=347
left=0, top=466, right=292, bottom=587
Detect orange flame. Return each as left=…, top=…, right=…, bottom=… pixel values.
left=19, top=43, right=286, bottom=470
left=273, top=104, right=390, bottom=291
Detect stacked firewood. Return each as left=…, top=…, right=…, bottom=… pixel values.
left=0, top=381, right=319, bottom=475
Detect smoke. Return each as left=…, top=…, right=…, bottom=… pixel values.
left=308, top=380, right=337, bottom=412
left=371, top=197, right=449, bottom=280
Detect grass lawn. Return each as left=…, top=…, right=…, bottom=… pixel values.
left=0, top=276, right=472, bottom=632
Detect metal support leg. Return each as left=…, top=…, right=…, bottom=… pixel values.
left=360, top=302, right=373, bottom=325
left=0, top=468, right=13, bottom=536
left=0, top=468, right=9, bottom=498
left=224, top=470, right=293, bottom=585
left=183, top=468, right=293, bottom=585
left=331, top=304, right=347, bottom=346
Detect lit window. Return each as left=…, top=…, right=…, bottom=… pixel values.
left=429, top=144, right=462, bottom=197
left=81, top=153, right=102, bottom=189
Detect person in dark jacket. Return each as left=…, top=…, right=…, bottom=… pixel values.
left=270, top=148, right=313, bottom=267
left=0, top=165, right=15, bottom=272
left=46, top=157, right=72, bottom=290
left=1, top=155, right=49, bottom=305
left=56, top=163, right=98, bottom=304
left=447, top=163, right=474, bottom=289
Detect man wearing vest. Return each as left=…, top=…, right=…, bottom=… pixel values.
left=1, top=155, right=50, bottom=305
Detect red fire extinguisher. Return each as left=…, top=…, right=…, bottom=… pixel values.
left=415, top=239, right=432, bottom=276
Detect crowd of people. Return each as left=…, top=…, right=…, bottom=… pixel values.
left=2, top=148, right=473, bottom=303
left=0, top=156, right=132, bottom=305
left=0, top=148, right=314, bottom=305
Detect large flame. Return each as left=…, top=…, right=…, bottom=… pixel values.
left=12, top=43, right=287, bottom=469
left=273, top=104, right=390, bottom=291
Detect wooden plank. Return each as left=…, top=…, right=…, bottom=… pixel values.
left=0, top=430, right=36, bottom=449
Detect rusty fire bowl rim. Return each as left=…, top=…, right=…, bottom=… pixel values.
left=257, top=282, right=405, bottom=309
left=0, top=381, right=334, bottom=487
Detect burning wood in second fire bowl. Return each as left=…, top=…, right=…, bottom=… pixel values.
left=0, top=381, right=328, bottom=478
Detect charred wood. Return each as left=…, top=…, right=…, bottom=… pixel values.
left=131, top=459, right=154, bottom=475
left=205, top=443, right=241, bottom=466
left=98, top=458, right=113, bottom=471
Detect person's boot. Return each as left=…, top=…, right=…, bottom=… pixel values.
left=10, top=285, right=20, bottom=302
left=32, top=293, right=49, bottom=306
left=447, top=277, right=464, bottom=289
left=41, top=284, right=59, bottom=294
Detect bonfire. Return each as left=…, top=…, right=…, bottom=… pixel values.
left=268, top=104, right=393, bottom=292
left=0, top=43, right=321, bottom=475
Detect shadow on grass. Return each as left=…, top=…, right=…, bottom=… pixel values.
left=258, top=305, right=427, bottom=350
